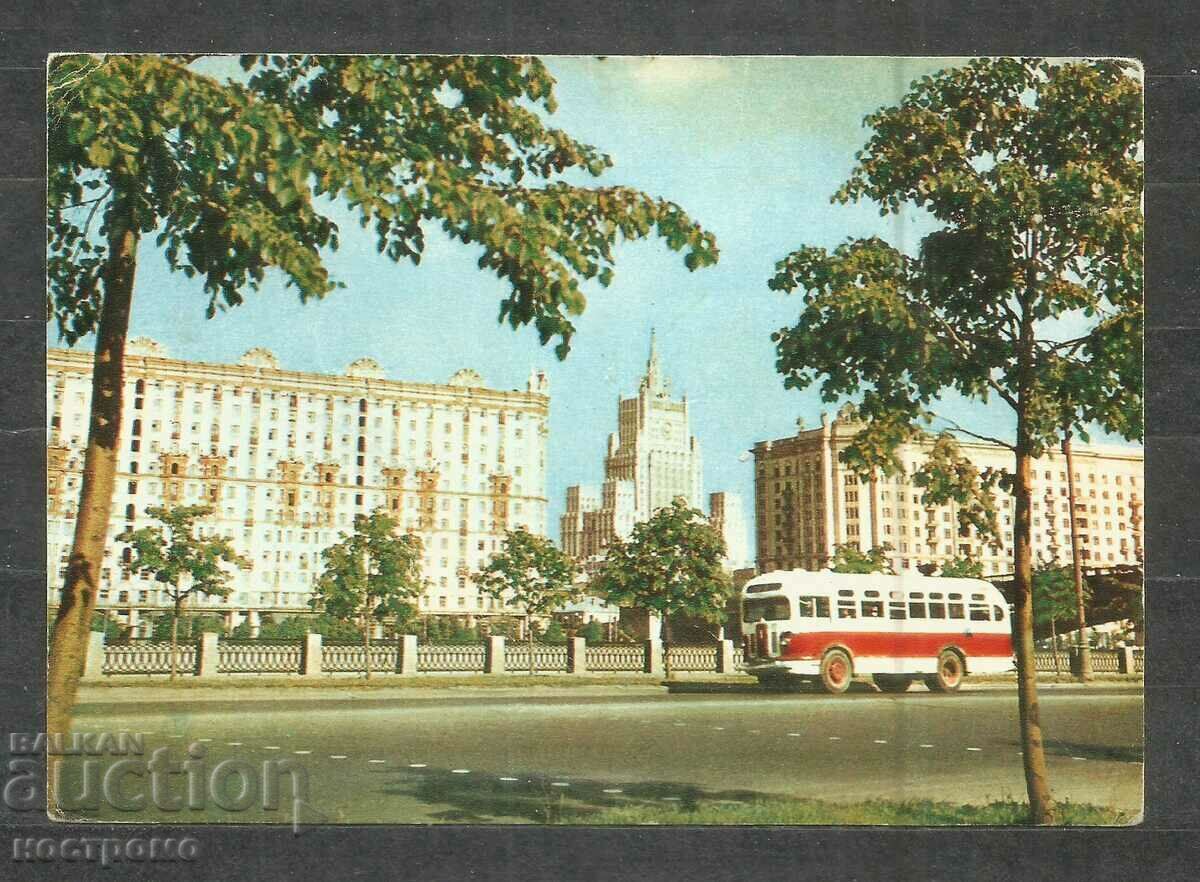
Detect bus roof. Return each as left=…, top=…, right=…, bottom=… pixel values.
left=742, top=570, right=1003, bottom=597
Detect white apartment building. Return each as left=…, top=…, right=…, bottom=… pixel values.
left=753, top=409, right=1144, bottom=577
left=47, top=339, right=550, bottom=634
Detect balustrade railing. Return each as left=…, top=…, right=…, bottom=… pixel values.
left=321, top=641, right=399, bottom=673
left=504, top=642, right=569, bottom=672
left=217, top=639, right=303, bottom=674
left=586, top=643, right=645, bottom=672
left=417, top=642, right=486, bottom=672
left=666, top=643, right=719, bottom=672
left=102, top=641, right=195, bottom=675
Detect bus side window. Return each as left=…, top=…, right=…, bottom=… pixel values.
left=861, top=600, right=883, bottom=618
left=888, top=601, right=906, bottom=620
left=928, top=602, right=946, bottom=618
left=908, top=601, right=926, bottom=619
left=797, top=597, right=814, bottom=618
left=969, top=604, right=991, bottom=621
left=992, top=605, right=1004, bottom=621
left=949, top=603, right=965, bottom=619
left=815, top=597, right=831, bottom=618
left=838, top=601, right=856, bottom=619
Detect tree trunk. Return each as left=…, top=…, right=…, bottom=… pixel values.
left=363, top=609, right=372, bottom=680
left=662, top=614, right=672, bottom=680
left=527, top=613, right=535, bottom=675
left=1014, top=427, right=1057, bottom=823
left=1062, top=433, right=1093, bottom=681
left=170, top=594, right=181, bottom=681
left=868, top=469, right=880, bottom=550
left=1050, top=617, right=1060, bottom=680
left=46, top=215, right=139, bottom=738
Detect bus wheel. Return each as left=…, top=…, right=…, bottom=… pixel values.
left=819, top=649, right=853, bottom=694
left=874, top=674, right=913, bottom=693
left=924, top=650, right=964, bottom=693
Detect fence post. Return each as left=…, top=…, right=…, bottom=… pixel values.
left=486, top=636, right=506, bottom=674
left=82, top=631, right=106, bottom=680
left=1118, top=645, right=1136, bottom=675
left=1068, top=645, right=1083, bottom=678
left=197, top=632, right=220, bottom=678
left=398, top=634, right=418, bottom=675
left=301, top=632, right=323, bottom=676
left=644, top=639, right=663, bottom=676
left=716, top=639, right=735, bottom=674
left=567, top=637, right=587, bottom=674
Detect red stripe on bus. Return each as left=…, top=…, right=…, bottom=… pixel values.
left=779, top=631, right=1012, bottom=660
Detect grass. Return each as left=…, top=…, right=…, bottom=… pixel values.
left=577, top=797, right=1133, bottom=826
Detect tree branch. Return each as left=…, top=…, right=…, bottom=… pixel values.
left=930, top=413, right=1017, bottom=451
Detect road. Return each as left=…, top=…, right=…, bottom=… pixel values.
left=60, top=685, right=1142, bottom=824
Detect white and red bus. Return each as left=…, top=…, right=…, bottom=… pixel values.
left=741, top=570, right=1013, bottom=694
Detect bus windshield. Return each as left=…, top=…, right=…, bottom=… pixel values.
left=743, top=597, right=790, bottom=622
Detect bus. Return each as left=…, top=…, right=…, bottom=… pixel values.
left=740, top=570, right=1013, bottom=694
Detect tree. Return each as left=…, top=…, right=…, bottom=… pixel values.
left=1033, top=564, right=1087, bottom=678
left=117, top=504, right=251, bottom=679
left=473, top=527, right=580, bottom=674
left=827, top=543, right=896, bottom=574
left=579, top=620, right=605, bottom=644
left=940, top=558, right=985, bottom=579
left=768, top=58, right=1141, bottom=823
left=310, top=511, right=424, bottom=679
left=593, top=498, right=732, bottom=678
left=46, top=54, right=718, bottom=734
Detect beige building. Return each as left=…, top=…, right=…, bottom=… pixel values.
left=752, top=410, right=1144, bottom=577
left=560, top=332, right=747, bottom=569
left=47, top=339, right=550, bottom=634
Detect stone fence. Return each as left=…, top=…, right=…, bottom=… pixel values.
left=85, top=633, right=1142, bottom=680
left=85, top=632, right=739, bottom=679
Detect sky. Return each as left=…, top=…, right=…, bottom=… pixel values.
left=48, top=56, right=1140, bottom=554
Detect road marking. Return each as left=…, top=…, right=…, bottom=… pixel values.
left=196, top=737, right=213, bottom=742
left=749, top=729, right=761, bottom=734
left=712, top=726, right=725, bottom=731
left=330, top=755, right=348, bottom=760
left=263, top=746, right=281, bottom=750
left=787, top=733, right=801, bottom=737
left=874, top=739, right=888, bottom=744
left=408, top=763, right=427, bottom=768
left=828, top=736, right=841, bottom=741
left=662, top=797, right=681, bottom=802
left=966, top=747, right=983, bottom=752
left=602, top=788, right=623, bottom=794
left=167, top=734, right=183, bottom=739
left=1071, top=756, right=1087, bottom=761
left=551, top=782, right=570, bottom=787
left=499, top=777, right=519, bottom=782
left=293, top=750, right=312, bottom=755
left=226, top=742, right=243, bottom=746
left=920, top=744, right=935, bottom=749
left=451, top=769, right=470, bottom=774
left=368, top=759, right=386, bottom=764
left=673, top=723, right=687, bottom=727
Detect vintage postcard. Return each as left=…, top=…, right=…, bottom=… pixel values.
left=42, top=55, right=1143, bottom=828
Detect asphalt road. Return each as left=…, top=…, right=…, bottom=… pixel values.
left=61, top=686, right=1143, bottom=824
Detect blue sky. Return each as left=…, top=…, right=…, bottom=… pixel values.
left=49, top=57, right=1139, bottom=552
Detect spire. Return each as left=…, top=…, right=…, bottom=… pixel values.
left=643, top=327, right=667, bottom=396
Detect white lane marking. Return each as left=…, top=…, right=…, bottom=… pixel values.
left=167, top=734, right=183, bottom=739
left=828, top=736, right=841, bottom=741
left=602, top=788, right=623, bottom=794
left=712, top=726, right=725, bottom=731
left=550, top=782, right=570, bottom=787
left=226, top=742, right=243, bottom=746
left=874, top=739, right=888, bottom=744
left=967, top=747, right=983, bottom=752
left=1071, top=756, right=1087, bottom=761
left=451, top=769, right=470, bottom=774
left=499, top=777, right=519, bottom=782
left=673, top=723, right=687, bottom=727
left=330, top=755, right=348, bottom=760
left=263, top=746, right=281, bottom=750
left=787, top=733, right=801, bottom=737
left=920, top=744, right=935, bottom=749
left=662, top=797, right=682, bottom=802
left=408, top=763, right=427, bottom=768
left=749, top=729, right=761, bottom=734
left=293, top=750, right=312, bottom=755
left=368, top=759, right=386, bottom=764
left=196, top=737, right=213, bottom=742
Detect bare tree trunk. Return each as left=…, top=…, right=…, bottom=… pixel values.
left=170, top=594, right=181, bottom=681
left=662, top=614, right=672, bottom=680
left=527, top=613, right=535, bottom=675
left=868, top=469, right=880, bottom=550
left=1062, top=433, right=1093, bottom=681
left=47, top=215, right=139, bottom=738
left=1050, top=617, right=1060, bottom=680
left=363, top=609, right=372, bottom=680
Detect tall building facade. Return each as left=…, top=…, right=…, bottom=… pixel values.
left=752, top=410, right=1144, bottom=577
left=561, top=332, right=745, bottom=568
left=47, top=339, right=550, bottom=634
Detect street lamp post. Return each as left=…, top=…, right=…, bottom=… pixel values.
left=1062, top=431, right=1093, bottom=681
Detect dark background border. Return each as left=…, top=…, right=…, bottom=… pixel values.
left=1, top=2, right=1196, bottom=879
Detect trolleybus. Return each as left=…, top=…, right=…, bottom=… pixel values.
left=741, top=570, right=1013, bottom=693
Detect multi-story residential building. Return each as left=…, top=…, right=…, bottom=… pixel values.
left=708, top=491, right=751, bottom=570
left=752, top=410, right=1144, bottom=577
left=560, top=332, right=746, bottom=569
left=47, top=338, right=550, bottom=634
